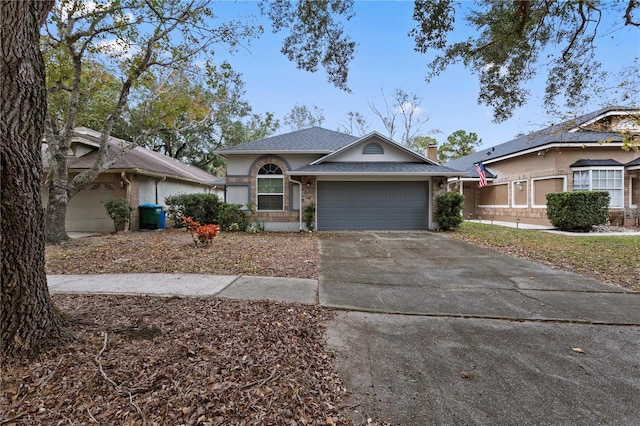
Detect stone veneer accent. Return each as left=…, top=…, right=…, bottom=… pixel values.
left=248, top=156, right=299, bottom=225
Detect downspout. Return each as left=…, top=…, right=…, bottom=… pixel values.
left=120, top=172, right=132, bottom=231
left=155, top=176, right=166, bottom=204
left=289, top=177, right=303, bottom=231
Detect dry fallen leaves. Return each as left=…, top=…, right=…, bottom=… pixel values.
left=5, top=232, right=393, bottom=425
left=1, top=295, right=351, bottom=425
left=45, top=230, right=319, bottom=279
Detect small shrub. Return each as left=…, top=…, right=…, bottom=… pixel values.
left=183, top=216, right=220, bottom=245
left=303, top=203, right=316, bottom=231
left=546, top=191, right=610, bottom=231
left=103, top=196, right=134, bottom=232
left=218, top=203, right=250, bottom=231
left=165, top=193, right=221, bottom=226
left=435, top=191, right=465, bottom=231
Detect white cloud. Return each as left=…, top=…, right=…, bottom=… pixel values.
left=94, top=38, right=138, bottom=59
left=482, top=62, right=509, bottom=76
left=397, top=102, right=425, bottom=116
left=59, top=0, right=100, bottom=21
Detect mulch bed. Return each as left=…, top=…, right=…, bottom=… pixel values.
left=45, top=230, right=319, bottom=279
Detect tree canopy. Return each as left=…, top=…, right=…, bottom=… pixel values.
left=283, top=103, right=325, bottom=130
left=437, top=130, right=482, bottom=163
left=410, top=0, right=640, bottom=122
left=40, top=0, right=357, bottom=243
left=115, top=67, right=278, bottom=173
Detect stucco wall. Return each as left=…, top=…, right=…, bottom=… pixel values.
left=332, top=137, right=417, bottom=162
left=473, top=146, right=640, bottom=225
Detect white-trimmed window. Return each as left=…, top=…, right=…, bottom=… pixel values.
left=572, top=168, right=624, bottom=208
left=257, top=164, right=284, bottom=210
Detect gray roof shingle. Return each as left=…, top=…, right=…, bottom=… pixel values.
left=216, top=126, right=359, bottom=154
left=627, top=158, right=640, bottom=167
left=43, top=128, right=219, bottom=185
left=445, top=107, right=638, bottom=178
left=570, top=159, right=625, bottom=167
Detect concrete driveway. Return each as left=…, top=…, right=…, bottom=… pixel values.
left=319, top=231, right=640, bottom=425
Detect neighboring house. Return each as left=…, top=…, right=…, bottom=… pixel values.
left=42, top=127, right=224, bottom=233
left=445, top=107, right=640, bottom=226
left=216, top=127, right=464, bottom=231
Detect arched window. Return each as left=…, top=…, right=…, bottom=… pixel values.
left=257, top=164, right=284, bottom=210
left=363, top=142, right=384, bottom=154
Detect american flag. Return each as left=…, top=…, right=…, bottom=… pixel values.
left=475, top=162, right=487, bottom=188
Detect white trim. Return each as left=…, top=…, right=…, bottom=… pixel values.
left=290, top=170, right=463, bottom=177
left=256, top=165, right=284, bottom=211
left=511, top=180, right=528, bottom=208
left=571, top=167, right=625, bottom=209
left=571, top=165, right=625, bottom=172
left=568, top=109, right=640, bottom=132
left=315, top=175, right=430, bottom=182
left=478, top=182, right=509, bottom=208
left=288, top=177, right=303, bottom=231
left=482, top=142, right=625, bottom=166
left=629, top=175, right=637, bottom=208
left=531, top=176, right=567, bottom=208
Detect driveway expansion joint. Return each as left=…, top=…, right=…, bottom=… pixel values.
left=321, top=306, right=640, bottom=327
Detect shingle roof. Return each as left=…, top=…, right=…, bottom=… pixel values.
left=215, top=126, right=359, bottom=154
left=290, top=162, right=463, bottom=175
left=570, top=159, right=625, bottom=167
left=627, top=158, right=640, bottom=167
left=43, top=128, right=219, bottom=185
left=445, top=107, right=637, bottom=178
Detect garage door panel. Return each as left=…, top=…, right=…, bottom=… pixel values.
left=66, top=183, right=115, bottom=233
left=317, top=181, right=428, bottom=230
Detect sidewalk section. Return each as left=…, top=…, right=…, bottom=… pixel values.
left=48, top=274, right=318, bottom=304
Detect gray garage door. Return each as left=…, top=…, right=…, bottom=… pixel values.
left=317, top=181, right=429, bottom=230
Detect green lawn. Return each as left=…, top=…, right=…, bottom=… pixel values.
left=449, top=222, right=640, bottom=291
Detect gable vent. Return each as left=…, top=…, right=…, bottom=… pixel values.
left=363, top=142, right=384, bottom=154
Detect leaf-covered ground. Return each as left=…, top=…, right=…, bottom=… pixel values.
left=4, top=226, right=636, bottom=424
left=45, top=230, right=319, bottom=279
left=3, top=232, right=390, bottom=425
left=1, top=295, right=356, bottom=425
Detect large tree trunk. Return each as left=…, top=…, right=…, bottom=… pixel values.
left=1, top=0, right=70, bottom=359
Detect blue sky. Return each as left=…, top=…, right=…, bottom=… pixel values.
left=214, top=1, right=639, bottom=150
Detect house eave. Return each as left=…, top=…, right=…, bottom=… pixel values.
left=57, top=167, right=217, bottom=187
left=483, top=141, right=626, bottom=166
left=288, top=171, right=466, bottom=177
left=568, top=109, right=640, bottom=132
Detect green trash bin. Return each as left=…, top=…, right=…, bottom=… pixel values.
left=139, top=204, right=163, bottom=230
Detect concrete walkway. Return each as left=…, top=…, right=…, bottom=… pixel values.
left=48, top=273, right=318, bottom=304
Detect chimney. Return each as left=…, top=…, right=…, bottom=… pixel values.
left=425, top=144, right=438, bottom=162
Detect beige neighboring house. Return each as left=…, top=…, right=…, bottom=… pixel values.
left=444, top=107, right=640, bottom=227
left=216, top=127, right=464, bottom=231
left=42, top=127, right=224, bottom=233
